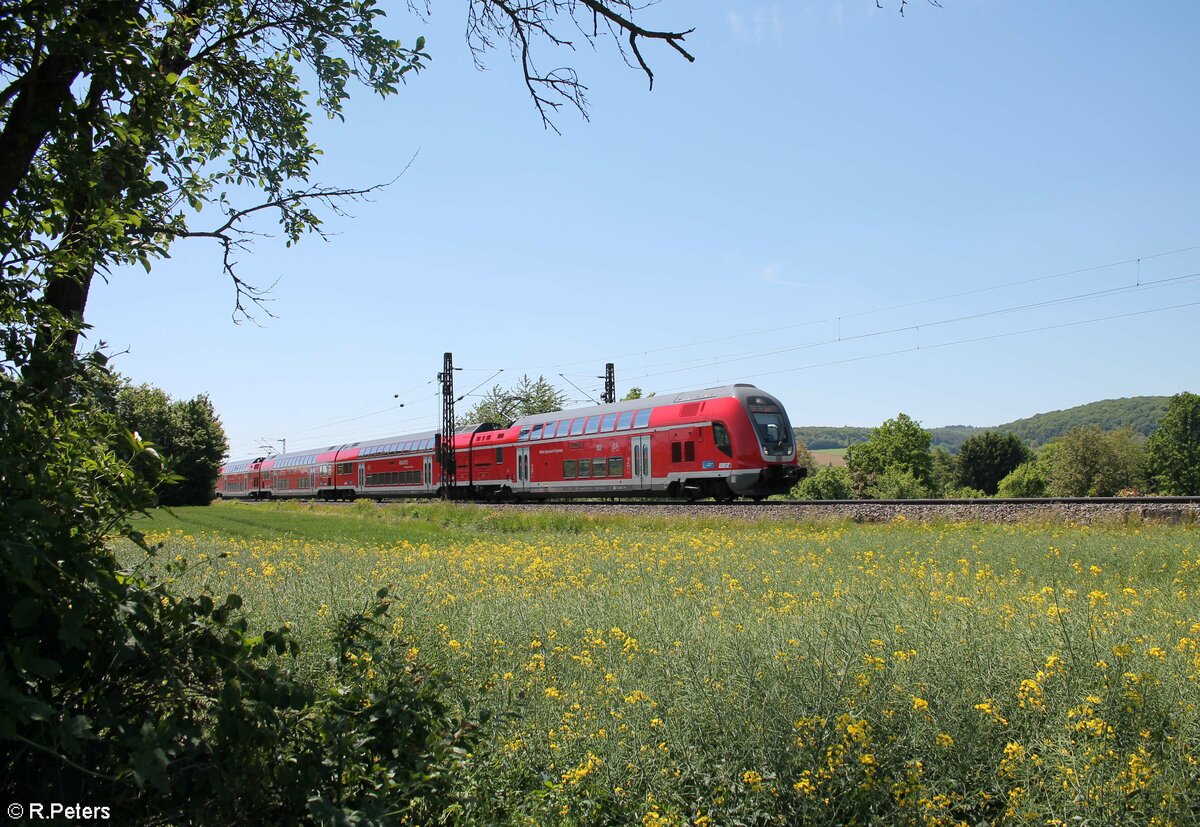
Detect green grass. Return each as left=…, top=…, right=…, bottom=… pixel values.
left=125, top=501, right=1200, bottom=826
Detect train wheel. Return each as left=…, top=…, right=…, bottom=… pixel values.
left=712, top=481, right=737, bottom=503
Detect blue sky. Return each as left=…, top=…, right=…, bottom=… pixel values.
left=84, top=1, right=1200, bottom=461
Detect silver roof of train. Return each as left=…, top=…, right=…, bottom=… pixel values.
left=510, top=384, right=774, bottom=428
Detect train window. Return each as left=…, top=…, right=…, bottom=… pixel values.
left=563, top=460, right=577, bottom=479
left=633, top=409, right=652, bottom=429
left=570, top=417, right=586, bottom=436
left=600, top=413, right=617, bottom=432
left=608, top=456, right=624, bottom=477
left=578, top=458, right=591, bottom=477
left=542, top=421, right=558, bottom=439
left=338, top=463, right=352, bottom=475
left=518, top=426, right=531, bottom=441
left=592, top=460, right=607, bottom=478
left=496, top=447, right=504, bottom=463
left=557, top=420, right=570, bottom=436
left=713, top=422, right=733, bottom=457
left=671, top=442, right=682, bottom=463
left=531, top=423, right=543, bottom=440
left=617, top=411, right=634, bottom=430
left=685, top=441, right=695, bottom=462
left=585, top=415, right=601, bottom=434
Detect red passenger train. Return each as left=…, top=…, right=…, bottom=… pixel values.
left=217, top=384, right=803, bottom=502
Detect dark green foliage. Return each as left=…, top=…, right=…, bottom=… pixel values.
left=1148, top=392, right=1200, bottom=495
left=1, top=0, right=432, bottom=365
left=1, top=302, right=476, bottom=823
left=845, top=413, right=934, bottom=498
left=997, top=461, right=1050, bottom=498
left=870, top=467, right=929, bottom=499
left=794, top=466, right=854, bottom=500
left=114, top=382, right=228, bottom=505
left=929, top=447, right=958, bottom=498
left=955, top=432, right=1030, bottom=496
left=1048, top=426, right=1148, bottom=497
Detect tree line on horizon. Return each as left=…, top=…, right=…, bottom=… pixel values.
left=793, top=392, right=1200, bottom=500
left=796, top=395, right=1172, bottom=452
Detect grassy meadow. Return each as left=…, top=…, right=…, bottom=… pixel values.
left=126, top=501, right=1200, bottom=825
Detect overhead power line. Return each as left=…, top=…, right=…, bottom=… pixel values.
left=528, top=241, right=1200, bottom=372
left=646, top=298, right=1200, bottom=393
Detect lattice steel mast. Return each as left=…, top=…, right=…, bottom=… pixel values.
left=601, top=362, right=616, bottom=404
left=438, top=352, right=457, bottom=491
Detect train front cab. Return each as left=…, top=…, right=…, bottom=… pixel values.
left=718, top=387, right=803, bottom=500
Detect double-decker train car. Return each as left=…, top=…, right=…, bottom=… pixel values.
left=215, top=457, right=264, bottom=498
left=216, top=384, right=802, bottom=502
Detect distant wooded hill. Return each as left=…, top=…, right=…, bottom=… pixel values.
left=796, top=396, right=1172, bottom=453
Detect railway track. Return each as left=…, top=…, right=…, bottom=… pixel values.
left=482, top=496, right=1200, bottom=507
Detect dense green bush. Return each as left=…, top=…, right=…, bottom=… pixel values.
left=955, top=431, right=1030, bottom=496
left=1, top=303, right=476, bottom=823
left=846, top=414, right=934, bottom=497
left=112, top=382, right=228, bottom=505
left=794, top=466, right=854, bottom=500
left=942, top=485, right=988, bottom=499
left=1048, top=426, right=1148, bottom=497
left=997, top=461, right=1050, bottom=498
left=1148, top=391, right=1200, bottom=495
left=869, top=468, right=929, bottom=500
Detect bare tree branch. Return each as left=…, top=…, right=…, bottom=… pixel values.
left=469, top=0, right=694, bottom=130
left=179, top=182, right=383, bottom=322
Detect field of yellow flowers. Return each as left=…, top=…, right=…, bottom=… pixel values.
left=132, top=501, right=1199, bottom=826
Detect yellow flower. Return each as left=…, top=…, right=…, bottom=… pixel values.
left=912, top=696, right=930, bottom=712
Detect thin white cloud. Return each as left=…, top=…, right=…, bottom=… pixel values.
left=759, top=262, right=805, bottom=287
left=728, top=6, right=785, bottom=43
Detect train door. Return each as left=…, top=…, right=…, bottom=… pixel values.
left=516, top=446, right=531, bottom=494
left=631, top=434, right=652, bottom=491
left=423, top=456, right=433, bottom=492
left=358, top=462, right=365, bottom=494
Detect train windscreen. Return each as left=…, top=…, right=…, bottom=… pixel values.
left=745, top=396, right=794, bottom=457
